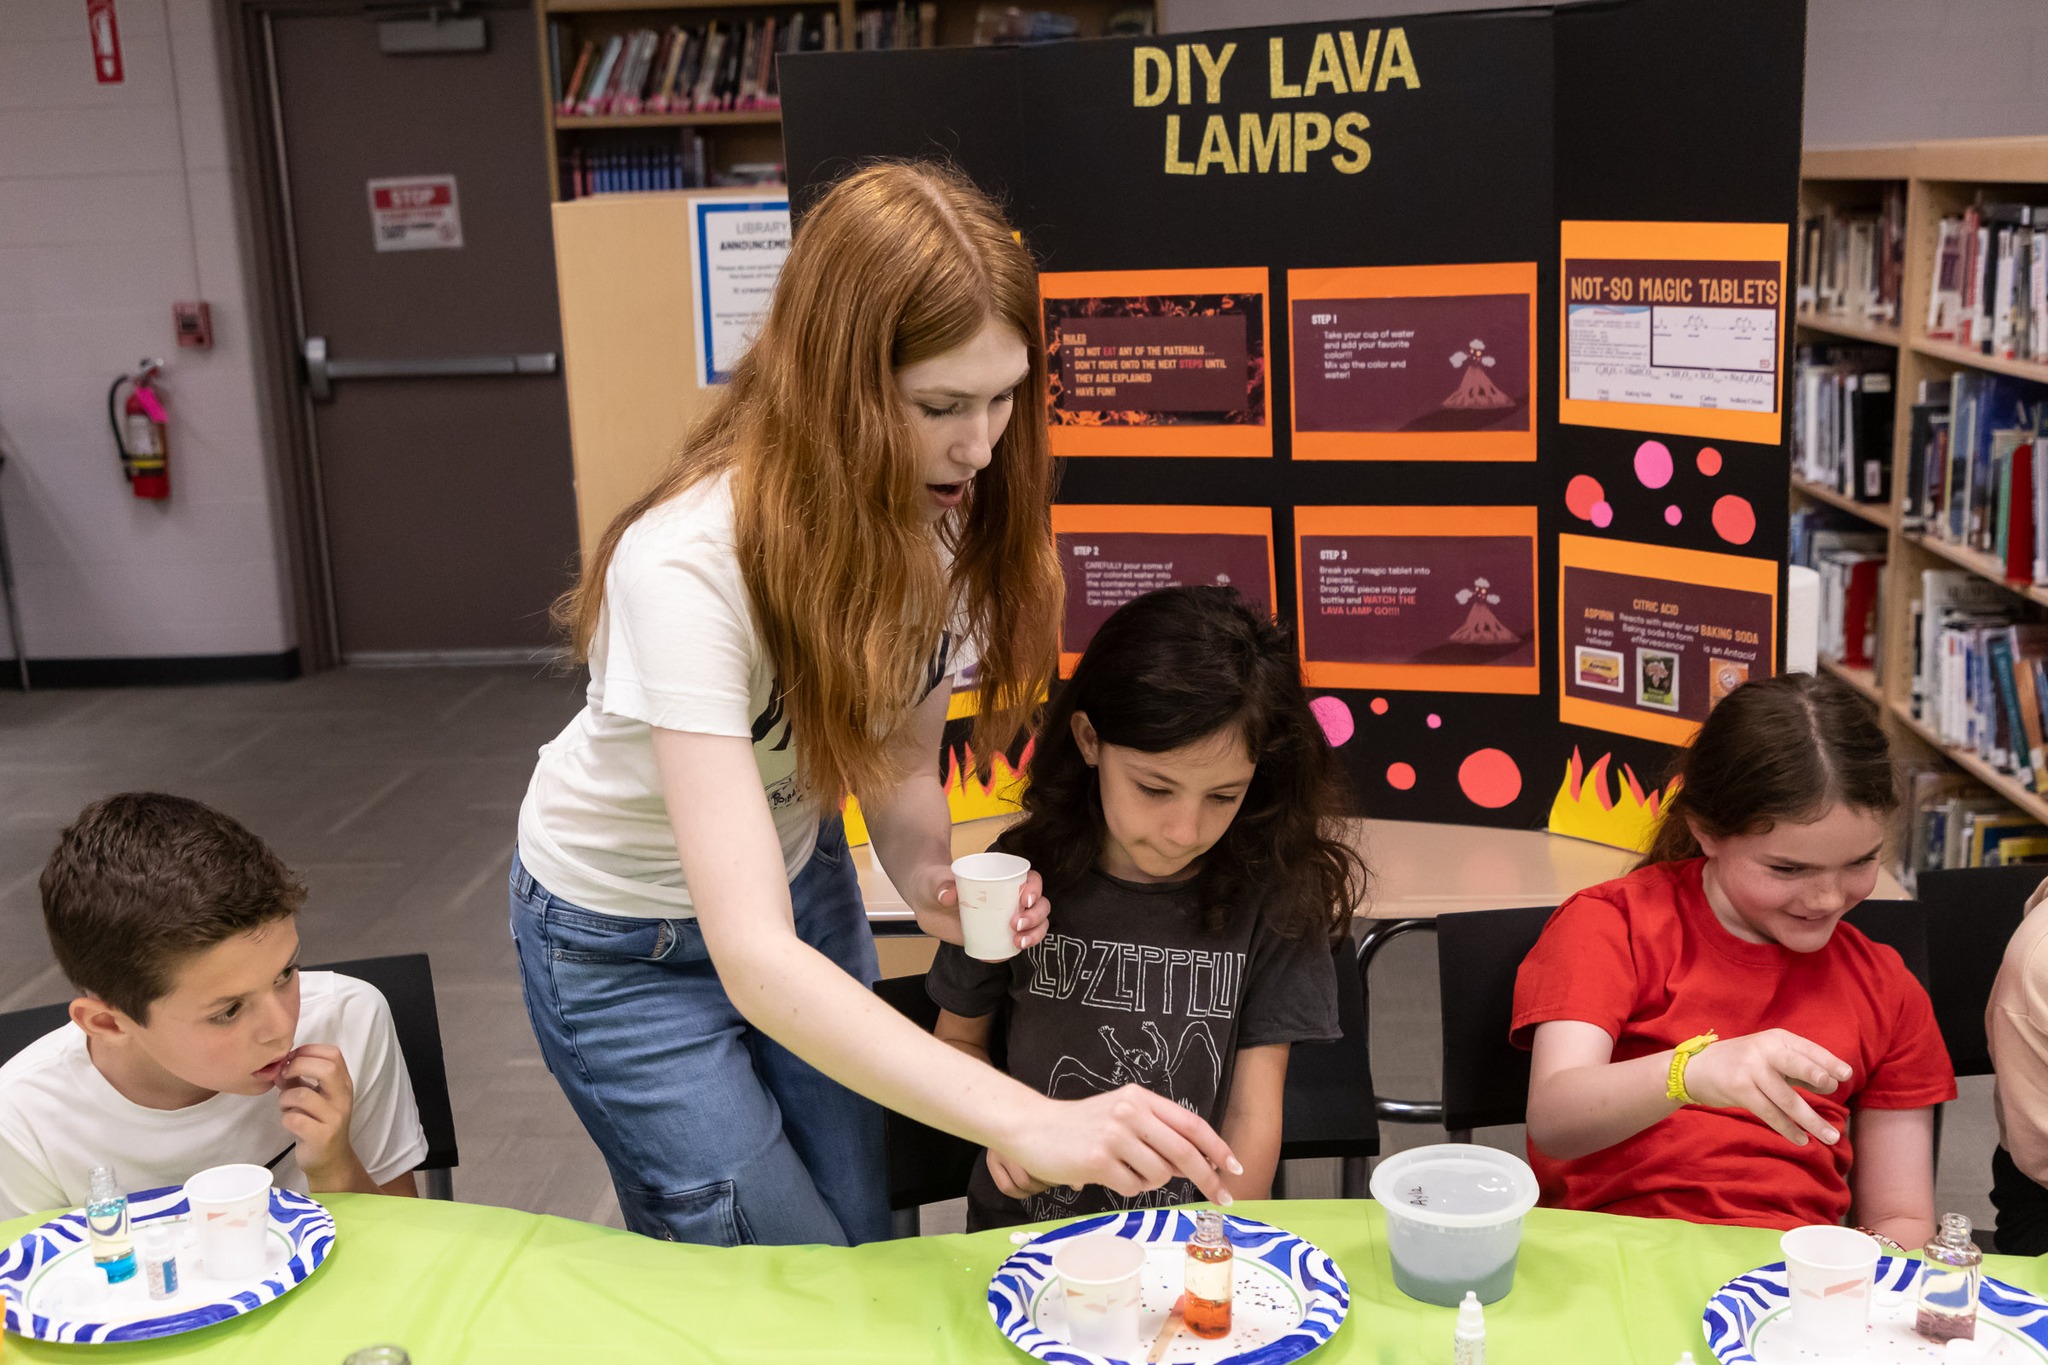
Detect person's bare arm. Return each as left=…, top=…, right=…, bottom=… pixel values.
left=1217, top=1044, right=1290, bottom=1200
left=860, top=683, right=1048, bottom=950
left=934, top=1007, right=994, bottom=1065
left=652, top=727, right=1240, bottom=1202
left=378, top=1172, right=419, bottom=1198
left=1847, top=1106, right=1936, bottom=1250
left=1527, top=1020, right=1851, bottom=1161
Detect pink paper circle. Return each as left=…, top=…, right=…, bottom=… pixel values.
left=1696, top=447, right=1723, bottom=477
left=1712, top=495, right=1756, bottom=545
left=1590, top=501, right=1613, bottom=529
left=1458, top=749, right=1522, bottom=809
left=1310, top=695, right=1354, bottom=747
left=1427, top=714, right=1442, bottom=729
left=1633, top=440, right=1673, bottom=489
left=1369, top=697, right=1390, bottom=716
left=1386, top=762, right=1416, bottom=791
left=1565, top=474, right=1605, bottom=520
left=1665, top=505, right=1683, bottom=526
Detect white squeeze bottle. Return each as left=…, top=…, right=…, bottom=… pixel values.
left=1454, top=1290, right=1485, bottom=1365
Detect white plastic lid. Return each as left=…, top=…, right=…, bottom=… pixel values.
left=1368, top=1142, right=1539, bottom=1228
left=1456, top=1290, right=1484, bottom=1333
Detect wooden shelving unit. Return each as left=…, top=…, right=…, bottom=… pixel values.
left=1796, top=310, right=1903, bottom=348
left=1791, top=474, right=1893, bottom=529
left=534, top=0, right=1158, bottom=201
left=1796, top=137, right=2048, bottom=855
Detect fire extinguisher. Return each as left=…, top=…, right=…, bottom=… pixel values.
left=107, top=359, right=169, bottom=500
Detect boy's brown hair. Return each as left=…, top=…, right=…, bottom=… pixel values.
left=40, top=793, right=306, bottom=1022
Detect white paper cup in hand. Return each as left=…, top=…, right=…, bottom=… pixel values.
left=185, top=1163, right=274, bottom=1282
left=1052, top=1234, right=1147, bottom=1355
left=953, top=851, right=1030, bottom=962
left=1780, top=1224, right=1880, bottom=1355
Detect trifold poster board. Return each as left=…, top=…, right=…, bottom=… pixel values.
left=782, top=0, right=1804, bottom=845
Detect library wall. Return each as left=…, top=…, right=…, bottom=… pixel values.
left=0, top=0, right=294, bottom=664
left=1166, top=0, right=2048, bottom=147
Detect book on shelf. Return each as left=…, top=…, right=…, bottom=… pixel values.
left=555, top=15, right=831, bottom=118
left=1793, top=344, right=1894, bottom=503
left=1792, top=513, right=1885, bottom=673
left=1798, top=187, right=1905, bottom=324
left=1911, top=567, right=2048, bottom=790
left=855, top=3, right=941, bottom=49
left=1904, top=367, right=2048, bottom=577
left=1928, top=196, right=2048, bottom=360
left=560, top=133, right=709, bottom=198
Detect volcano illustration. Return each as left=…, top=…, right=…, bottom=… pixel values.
left=1450, top=577, right=1519, bottom=644
left=1441, top=338, right=1515, bottom=410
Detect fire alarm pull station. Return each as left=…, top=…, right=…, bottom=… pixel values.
left=173, top=302, right=212, bottom=349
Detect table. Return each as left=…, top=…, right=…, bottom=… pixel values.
left=855, top=815, right=1648, bottom=925
left=3, top=1196, right=2028, bottom=1361
left=858, top=815, right=1908, bottom=923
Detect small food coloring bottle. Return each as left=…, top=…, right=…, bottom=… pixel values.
left=1454, top=1290, right=1486, bottom=1365
left=139, top=1221, right=181, bottom=1300
left=1183, top=1209, right=1234, bottom=1339
left=85, top=1165, right=135, bottom=1284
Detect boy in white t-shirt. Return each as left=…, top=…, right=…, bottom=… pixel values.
left=0, top=793, right=428, bottom=1219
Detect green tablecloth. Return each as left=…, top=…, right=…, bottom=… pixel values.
left=1, top=1196, right=2039, bottom=1362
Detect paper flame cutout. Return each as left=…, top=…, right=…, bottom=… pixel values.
left=1545, top=748, right=1669, bottom=853
left=845, top=739, right=1035, bottom=845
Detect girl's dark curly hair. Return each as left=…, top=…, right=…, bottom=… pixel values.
left=1004, top=586, right=1368, bottom=940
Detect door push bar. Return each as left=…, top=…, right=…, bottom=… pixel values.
left=302, top=336, right=558, bottom=402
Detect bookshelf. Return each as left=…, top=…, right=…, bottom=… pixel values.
left=534, top=0, right=1160, bottom=201
left=1796, top=137, right=2048, bottom=869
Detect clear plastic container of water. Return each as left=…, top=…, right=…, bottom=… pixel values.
left=1368, top=1144, right=1539, bottom=1307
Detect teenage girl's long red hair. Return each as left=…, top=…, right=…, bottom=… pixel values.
left=558, top=162, right=1062, bottom=803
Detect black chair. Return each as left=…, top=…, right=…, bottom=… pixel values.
left=1434, top=906, right=1555, bottom=1139
left=1355, top=911, right=1548, bottom=1140
left=1274, top=930, right=1379, bottom=1195
left=1915, top=866, right=2038, bottom=1078
left=314, top=954, right=459, bottom=1200
left=873, top=973, right=984, bottom=1238
left=0, top=953, right=459, bottom=1200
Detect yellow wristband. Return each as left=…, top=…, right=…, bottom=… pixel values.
left=1666, top=1032, right=1718, bottom=1104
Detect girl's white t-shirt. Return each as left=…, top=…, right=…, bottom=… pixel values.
left=518, top=472, right=954, bottom=919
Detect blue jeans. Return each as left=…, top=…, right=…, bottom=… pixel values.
left=509, top=818, right=889, bottom=1246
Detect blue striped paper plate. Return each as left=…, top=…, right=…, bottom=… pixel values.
left=988, top=1209, right=1348, bottom=1365
left=0, top=1184, right=335, bottom=1344
left=1704, top=1254, right=2048, bottom=1363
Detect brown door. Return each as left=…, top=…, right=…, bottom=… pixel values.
left=266, top=6, right=576, bottom=660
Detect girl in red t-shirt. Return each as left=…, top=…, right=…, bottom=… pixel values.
left=1513, top=672, right=1954, bottom=1248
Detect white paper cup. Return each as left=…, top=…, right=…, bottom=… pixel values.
left=953, top=851, right=1029, bottom=963
left=1051, top=1234, right=1147, bottom=1355
left=185, top=1163, right=273, bottom=1282
left=1780, top=1224, right=1880, bottom=1355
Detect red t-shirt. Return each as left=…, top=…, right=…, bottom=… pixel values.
left=1510, top=858, right=1956, bottom=1230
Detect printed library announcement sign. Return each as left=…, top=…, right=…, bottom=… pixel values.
left=690, top=198, right=792, bottom=386
left=1051, top=506, right=1275, bottom=672
left=1560, top=221, right=1788, bottom=444
left=1557, top=534, right=1778, bottom=744
left=367, top=176, right=463, bottom=253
